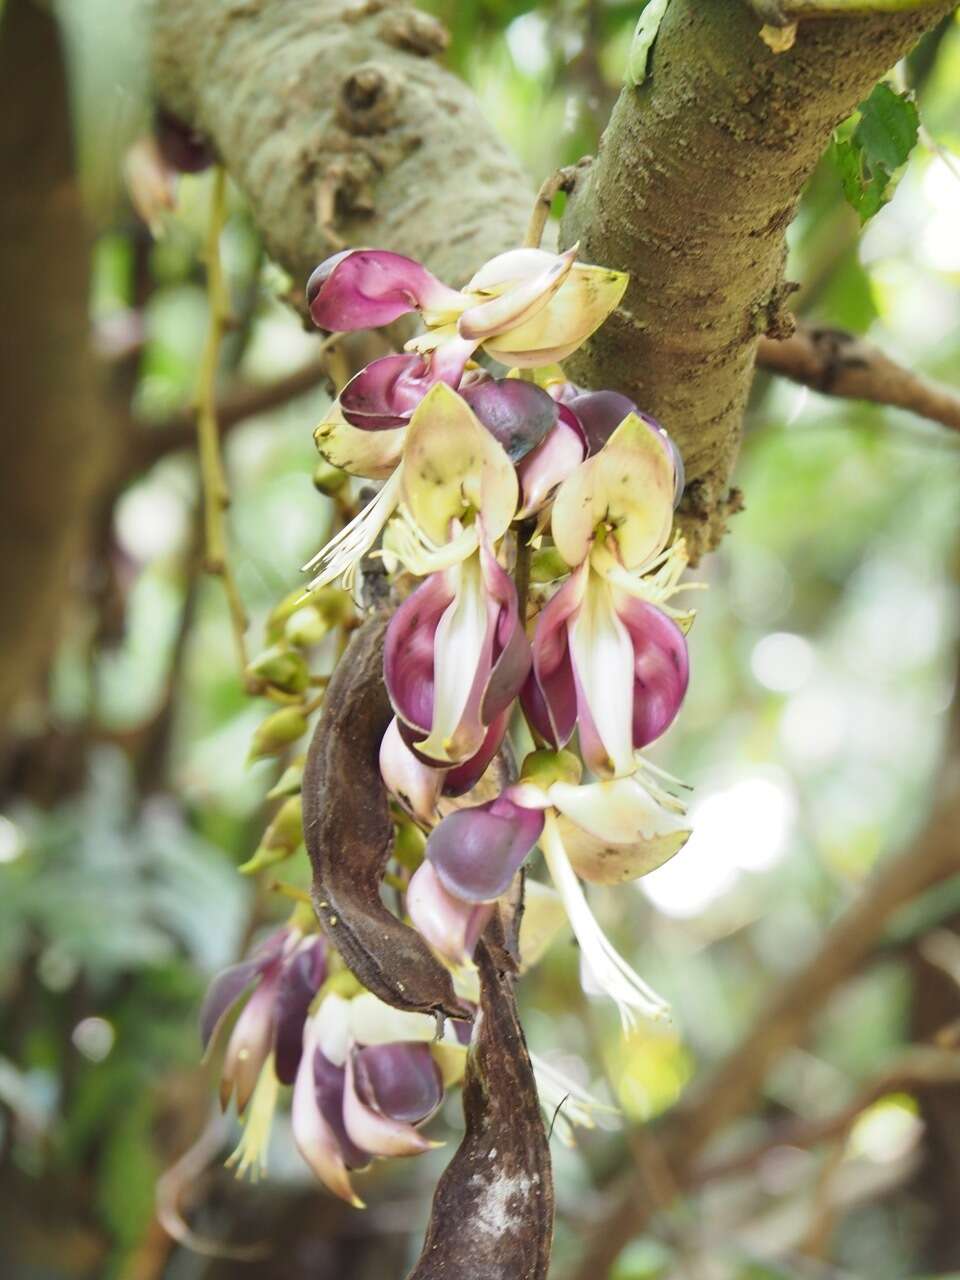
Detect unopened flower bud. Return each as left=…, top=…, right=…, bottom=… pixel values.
left=248, top=707, right=309, bottom=762
left=287, top=607, right=328, bottom=648
left=393, top=815, right=426, bottom=871
left=239, top=796, right=303, bottom=873
left=313, top=460, right=350, bottom=496
left=246, top=645, right=311, bottom=695
left=519, top=749, right=582, bottom=792
left=267, top=756, right=305, bottom=800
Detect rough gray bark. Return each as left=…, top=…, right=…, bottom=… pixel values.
left=149, top=0, right=532, bottom=290
left=148, top=0, right=953, bottom=560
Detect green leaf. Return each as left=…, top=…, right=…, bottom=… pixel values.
left=856, top=81, right=920, bottom=174
left=625, top=0, right=670, bottom=87
left=831, top=82, right=919, bottom=223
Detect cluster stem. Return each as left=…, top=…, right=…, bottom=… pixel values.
left=194, top=166, right=249, bottom=671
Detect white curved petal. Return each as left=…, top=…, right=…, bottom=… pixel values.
left=416, top=553, right=492, bottom=764
left=547, top=775, right=691, bottom=884
left=568, top=572, right=636, bottom=779
left=540, top=812, right=670, bottom=1031
left=347, top=992, right=444, bottom=1047
left=303, top=468, right=402, bottom=589
left=482, top=264, right=628, bottom=368
left=291, top=1023, right=363, bottom=1207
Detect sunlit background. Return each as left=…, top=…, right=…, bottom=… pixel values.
left=2, top=3, right=959, bottom=1278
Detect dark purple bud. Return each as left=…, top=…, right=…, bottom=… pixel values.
left=427, top=795, right=544, bottom=903
left=274, top=938, right=328, bottom=1085
left=154, top=108, right=215, bottom=174
left=461, top=378, right=557, bottom=463
left=568, top=390, right=639, bottom=455
left=353, top=1042, right=443, bottom=1125
left=314, top=1049, right=370, bottom=1170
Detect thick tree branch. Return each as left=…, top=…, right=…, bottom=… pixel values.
left=561, top=0, right=954, bottom=557
left=757, top=327, right=960, bottom=432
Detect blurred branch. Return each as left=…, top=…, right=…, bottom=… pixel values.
left=130, top=348, right=336, bottom=471
left=695, top=1032, right=960, bottom=1186
left=757, top=327, right=960, bottom=432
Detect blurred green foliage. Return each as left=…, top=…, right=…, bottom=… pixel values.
left=2, top=4, right=960, bottom=1279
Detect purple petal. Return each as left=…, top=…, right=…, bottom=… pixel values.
left=442, top=710, right=509, bottom=797
left=154, top=108, right=215, bottom=173
left=343, top=1051, right=437, bottom=1157
left=384, top=571, right=456, bottom=739
left=521, top=571, right=584, bottom=749
left=314, top=1049, right=371, bottom=1170
left=353, top=1042, right=443, bottom=1125
left=616, top=596, right=690, bottom=749
left=478, top=542, right=531, bottom=723
left=406, top=861, right=495, bottom=965
left=461, top=378, right=557, bottom=463
left=339, top=352, right=437, bottom=430
left=274, top=938, right=328, bottom=1085
left=199, top=958, right=263, bottom=1056
left=426, top=795, right=544, bottom=903
left=199, top=928, right=287, bottom=1054
left=307, top=249, right=459, bottom=331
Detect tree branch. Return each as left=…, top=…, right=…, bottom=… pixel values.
left=757, top=327, right=960, bottom=431
left=560, top=0, right=954, bottom=557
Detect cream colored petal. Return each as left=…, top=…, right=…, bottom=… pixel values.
left=400, top=382, right=518, bottom=544
left=314, top=401, right=406, bottom=481
left=481, top=264, right=628, bottom=368
left=551, top=413, right=675, bottom=571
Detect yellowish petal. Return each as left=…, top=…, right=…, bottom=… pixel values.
left=400, top=382, right=518, bottom=544
left=551, top=413, right=675, bottom=571
left=482, top=264, right=628, bottom=368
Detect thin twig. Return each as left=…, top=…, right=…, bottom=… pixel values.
left=756, top=326, right=960, bottom=434
left=524, top=167, right=579, bottom=249
left=194, top=168, right=249, bottom=671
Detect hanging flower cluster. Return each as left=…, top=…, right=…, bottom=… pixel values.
left=304, top=243, right=701, bottom=1031
left=200, top=912, right=608, bottom=1201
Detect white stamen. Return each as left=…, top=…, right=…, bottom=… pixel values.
left=540, top=812, right=670, bottom=1030
left=302, top=468, right=402, bottom=588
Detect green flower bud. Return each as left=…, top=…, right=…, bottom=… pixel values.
left=313, top=460, right=350, bottom=496
left=267, top=755, right=306, bottom=799
left=519, top=748, right=582, bottom=791
left=393, top=816, right=426, bottom=871
left=284, top=606, right=329, bottom=649
left=530, top=546, right=569, bottom=584
left=245, top=645, right=310, bottom=695
left=248, top=707, right=309, bottom=762
left=238, top=795, right=304, bottom=874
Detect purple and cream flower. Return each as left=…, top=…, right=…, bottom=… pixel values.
left=522, top=412, right=694, bottom=780
left=200, top=925, right=328, bottom=1114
